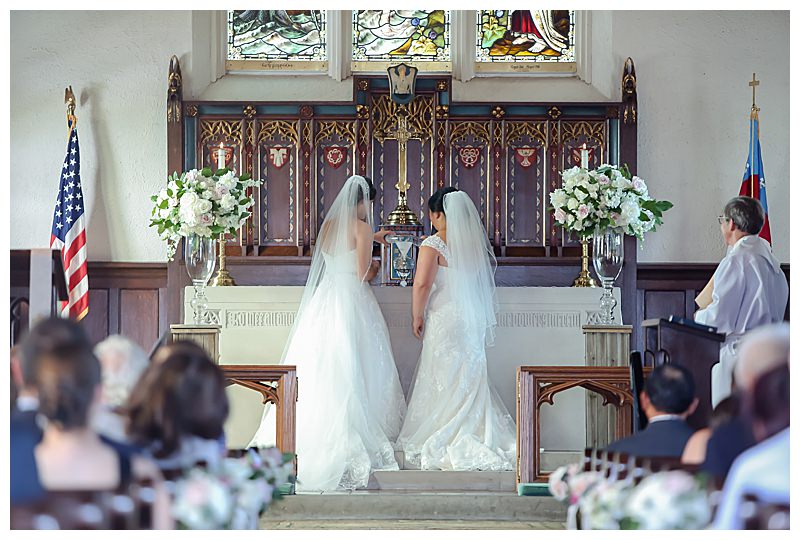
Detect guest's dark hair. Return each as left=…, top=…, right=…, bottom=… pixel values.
left=356, top=176, right=377, bottom=202
left=126, top=342, right=229, bottom=459
left=709, top=394, right=740, bottom=430
left=428, top=186, right=458, bottom=214
left=20, top=317, right=92, bottom=387
left=750, top=363, right=789, bottom=440
left=35, top=346, right=101, bottom=429
left=723, top=196, right=765, bottom=235
left=644, top=364, right=696, bottom=414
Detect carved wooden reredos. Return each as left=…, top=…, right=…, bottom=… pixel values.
left=164, top=57, right=639, bottom=325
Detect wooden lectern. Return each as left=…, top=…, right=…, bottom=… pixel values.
left=641, top=318, right=725, bottom=429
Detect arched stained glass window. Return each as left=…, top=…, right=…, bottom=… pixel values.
left=227, top=10, right=327, bottom=71
left=352, top=10, right=451, bottom=72
left=476, top=10, right=575, bottom=73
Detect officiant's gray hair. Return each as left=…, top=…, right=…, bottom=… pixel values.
left=723, top=196, right=765, bottom=235
left=734, top=323, right=789, bottom=392
left=94, top=334, right=149, bottom=408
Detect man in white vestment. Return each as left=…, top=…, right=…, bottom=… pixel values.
left=694, top=196, right=788, bottom=407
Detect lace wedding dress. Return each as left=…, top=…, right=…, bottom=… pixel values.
left=397, top=233, right=516, bottom=471
left=249, top=176, right=406, bottom=491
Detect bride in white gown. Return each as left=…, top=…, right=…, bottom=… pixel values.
left=397, top=187, right=516, bottom=471
left=249, top=175, right=406, bottom=491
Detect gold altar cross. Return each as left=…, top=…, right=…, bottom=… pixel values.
left=383, top=108, right=424, bottom=195
left=749, top=73, right=760, bottom=109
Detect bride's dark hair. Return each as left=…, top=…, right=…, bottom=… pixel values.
left=428, top=186, right=458, bottom=214
left=356, top=176, right=377, bottom=202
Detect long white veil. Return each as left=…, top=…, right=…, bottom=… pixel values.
left=249, top=175, right=372, bottom=448
left=443, top=190, right=499, bottom=347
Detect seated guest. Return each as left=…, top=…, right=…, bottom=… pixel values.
left=92, top=335, right=149, bottom=444
left=712, top=363, right=790, bottom=529
left=127, top=342, right=229, bottom=470
left=33, top=345, right=173, bottom=529
left=681, top=395, right=739, bottom=465
left=694, top=196, right=788, bottom=407
left=10, top=347, right=44, bottom=505
left=605, top=364, right=698, bottom=458
left=701, top=323, right=789, bottom=481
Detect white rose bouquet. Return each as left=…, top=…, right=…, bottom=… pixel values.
left=550, top=164, right=672, bottom=240
left=150, top=167, right=261, bottom=260
left=620, top=471, right=712, bottom=530
left=172, top=447, right=295, bottom=530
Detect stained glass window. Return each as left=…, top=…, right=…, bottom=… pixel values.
left=476, top=10, right=575, bottom=72
left=352, top=10, right=450, bottom=71
left=227, top=10, right=326, bottom=70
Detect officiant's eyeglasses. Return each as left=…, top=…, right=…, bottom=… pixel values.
left=717, top=215, right=731, bottom=224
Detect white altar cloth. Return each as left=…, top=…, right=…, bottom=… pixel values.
left=185, top=286, right=621, bottom=451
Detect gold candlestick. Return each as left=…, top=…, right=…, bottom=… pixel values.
left=573, top=237, right=597, bottom=288
left=211, top=239, right=236, bottom=286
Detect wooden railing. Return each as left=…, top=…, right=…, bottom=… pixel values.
left=516, top=365, right=651, bottom=485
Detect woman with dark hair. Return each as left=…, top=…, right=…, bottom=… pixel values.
left=32, top=345, right=172, bottom=528
left=397, top=187, right=516, bottom=471
left=248, top=175, right=406, bottom=491
left=127, top=342, right=229, bottom=470
left=681, top=394, right=741, bottom=465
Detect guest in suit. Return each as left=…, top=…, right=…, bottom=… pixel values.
left=712, top=363, right=790, bottom=529
left=127, top=342, right=229, bottom=471
left=10, top=347, right=44, bottom=505
left=605, top=364, right=698, bottom=458
left=92, top=335, right=149, bottom=445
left=701, top=323, right=788, bottom=481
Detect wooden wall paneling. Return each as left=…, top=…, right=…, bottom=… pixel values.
left=449, top=121, right=491, bottom=230
left=257, top=120, right=301, bottom=249
left=315, top=120, right=357, bottom=231
left=504, top=121, right=548, bottom=251
left=119, top=289, right=160, bottom=351
left=81, top=289, right=109, bottom=345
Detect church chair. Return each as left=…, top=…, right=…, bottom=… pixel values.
left=581, top=448, right=593, bottom=472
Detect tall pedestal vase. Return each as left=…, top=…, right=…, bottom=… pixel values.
left=592, top=228, right=624, bottom=324
left=184, top=234, right=216, bottom=324
left=572, top=237, right=597, bottom=288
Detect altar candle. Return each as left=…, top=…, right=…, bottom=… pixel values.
left=217, top=143, right=225, bottom=170
left=580, top=143, right=589, bottom=169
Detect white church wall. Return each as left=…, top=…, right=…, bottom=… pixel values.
left=10, top=10, right=789, bottom=263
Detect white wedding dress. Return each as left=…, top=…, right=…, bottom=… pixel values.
left=249, top=176, right=406, bottom=491
left=397, top=229, right=516, bottom=471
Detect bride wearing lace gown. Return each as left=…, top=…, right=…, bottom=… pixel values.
left=397, top=187, right=516, bottom=471
left=249, top=175, right=406, bottom=491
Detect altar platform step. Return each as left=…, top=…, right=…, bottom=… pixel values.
left=367, top=470, right=516, bottom=492
left=261, top=491, right=566, bottom=529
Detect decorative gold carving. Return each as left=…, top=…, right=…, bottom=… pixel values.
left=560, top=121, right=606, bottom=146
left=449, top=121, right=490, bottom=144
left=356, top=104, right=370, bottom=119
left=547, top=106, right=561, bottom=120
left=258, top=120, right=300, bottom=145
left=357, top=79, right=369, bottom=91
left=505, top=121, right=547, bottom=146
left=372, top=94, right=432, bottom=142
left=200, top=120, right=242, bottom=144
left=243, top=105, right=257, bottom=119
left=314, top=121, right=356, bottom=145
left=435, top=105, right=449, bottom=119
left=436, top=121, right=447, bottom=147
left=435, top=80, right=448, bottom=92
left=299, top=105, right=314, bottom=119
left=491, top=106, right=505, bottom=119
left=167, top=55, right=182, bottom=124
left=358, top=122, right=370, bottom=148
left=301, top=122, right=312, bottom=143
left=622, top=57, right=637, bottom=125
left=185, top=104, right=198, bottom=117
left=382, top=106, right=423, bottom=226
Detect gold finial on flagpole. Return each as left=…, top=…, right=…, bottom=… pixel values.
left=64, top=85, right=77, bottom=130
left=749, top=73, right=760, bottom=110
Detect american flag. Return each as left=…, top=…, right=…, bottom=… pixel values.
left=50, top=118, right=89, bottom=319
left=738, top=109, right=772, bottom=243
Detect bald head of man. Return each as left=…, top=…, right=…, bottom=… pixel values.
left=734, top=323, right=790, bottom=393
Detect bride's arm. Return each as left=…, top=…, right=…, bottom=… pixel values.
left=356, top=221, right=374, bottom=280
left=412, top=246, right=438, bottom=339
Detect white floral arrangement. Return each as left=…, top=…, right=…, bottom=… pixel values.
left=579, top=479, right=634, bottom=530
left=620, top=470, right=712, bottom=530
left=171, top=447, right=295, bottom=530
left=550, top=164, right=673, bottom=240
left=150, top=167, right=261, bottom=260
left=547, top=462, right=583, bottom=503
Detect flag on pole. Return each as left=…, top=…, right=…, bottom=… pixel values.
left=738, top=107, right=772, bottom=243
left=50, top=116, right=89, bottom=319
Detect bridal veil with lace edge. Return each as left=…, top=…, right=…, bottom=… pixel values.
left=396, top=191, right=516, bottom=471
left=248, top=175, right=406, bottom=491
